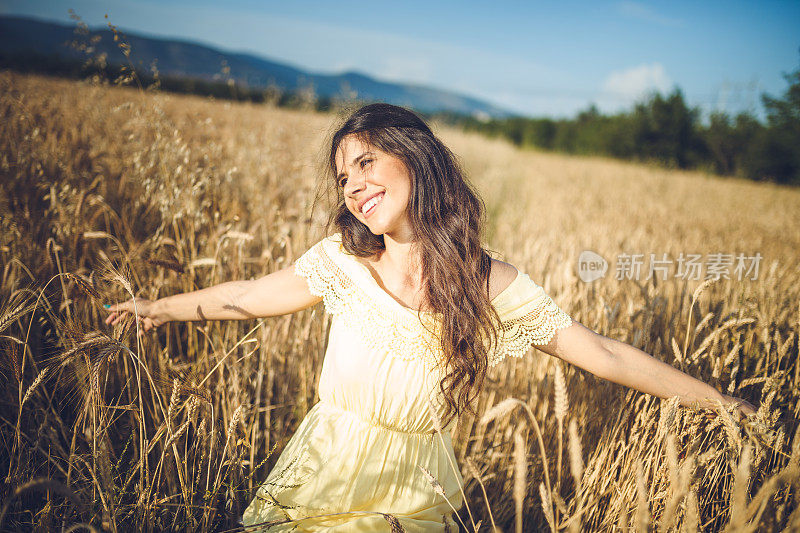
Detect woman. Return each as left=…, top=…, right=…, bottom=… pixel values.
left=105, top=103, right=756, bottom=531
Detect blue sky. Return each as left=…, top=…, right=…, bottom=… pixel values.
left=2, top=0, right=798, bottom=119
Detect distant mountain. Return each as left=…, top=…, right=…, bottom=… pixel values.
left=0, top=15, right=512, bottom=118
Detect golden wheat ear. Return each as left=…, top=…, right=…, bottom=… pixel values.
left=0, top=291, right=38, bottom=336
left=381, top=514, right=406, bottom=532
left=64, top=272, right=102, bottom=300
left=0, top=339, right=24, bottom=384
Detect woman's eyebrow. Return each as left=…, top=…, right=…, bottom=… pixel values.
left=336, top=151, right=374, bottom=180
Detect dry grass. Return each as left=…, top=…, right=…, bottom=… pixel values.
left=1, top=71, right=799, bottom=531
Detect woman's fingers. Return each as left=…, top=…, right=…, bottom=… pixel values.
left=137, top=318, right=155, bottom=336
left=104, top=301, right=135, bottom=322
left=103, top=309, right=135, bottom=327
left=738, top=399, right=757, bottom=417
left=105, top=311, right=124, bottom=324
left=104, top=300, right=159, bottom=334
left=104, top=304, right=122, bottom=324
left=722, top=393, right=757, bottom=417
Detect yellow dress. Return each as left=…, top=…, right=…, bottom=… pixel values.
left=242, top=233, right=573, bottom=531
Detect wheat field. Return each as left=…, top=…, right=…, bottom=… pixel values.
left=1, top=70, right=799, bottom=531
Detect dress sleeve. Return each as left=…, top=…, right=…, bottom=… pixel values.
left=292, top=236, right=351, bottom=315
left=490, top=272, right=573, bottom=366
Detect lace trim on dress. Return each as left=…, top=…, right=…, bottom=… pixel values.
left=293, top=236, right=573, bottom=368
left=294, top=238, right=443, bottom=368
left=488, top=284, right=573, bottom=366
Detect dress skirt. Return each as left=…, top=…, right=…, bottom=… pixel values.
left=242, top=401, right=462, bottom=532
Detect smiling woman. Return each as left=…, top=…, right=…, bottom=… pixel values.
left=105, top=103, right=756, bottom=532
left=335, top=136, right=414, bottom=241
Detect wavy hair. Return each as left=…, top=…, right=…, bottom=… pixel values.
left=324, top=103, right=500, bottom=423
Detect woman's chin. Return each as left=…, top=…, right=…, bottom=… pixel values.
left=362, top=218, right=386, bottom=235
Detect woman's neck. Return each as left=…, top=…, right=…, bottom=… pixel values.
left=379, top=231, right=423, bottom=287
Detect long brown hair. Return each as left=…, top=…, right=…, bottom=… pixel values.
left=324, top=103, right=500, bottom=423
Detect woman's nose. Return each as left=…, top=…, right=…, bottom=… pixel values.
left=344, top=174, right=366, bottom=197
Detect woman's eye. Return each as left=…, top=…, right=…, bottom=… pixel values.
left=360, top=158, right=372, bottom=169
left=338, top=176, right=348, bottom=187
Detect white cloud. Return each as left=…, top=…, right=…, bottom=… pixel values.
left=601, top=63, right=672, bottom=102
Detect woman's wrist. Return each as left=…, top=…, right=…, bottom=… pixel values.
left=153, top=298, right=171, bottom=322
left=679, top=386, right=725, bottom=410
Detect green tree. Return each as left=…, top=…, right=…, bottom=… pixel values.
left=631, top=89, right=702, bottom=168
left=703, top=112, right=763, bottom=176
left=744, top=56, right=800, bottom=184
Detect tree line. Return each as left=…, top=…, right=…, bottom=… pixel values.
left=446, top=60, right=800, bottom=186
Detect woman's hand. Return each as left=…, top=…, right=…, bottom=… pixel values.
left=104, top=299, right=168, bottom=334
left=722, top=393, right=758, bottom=417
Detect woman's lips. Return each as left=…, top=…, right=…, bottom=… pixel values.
left=361, top=192, right=385, bottom=218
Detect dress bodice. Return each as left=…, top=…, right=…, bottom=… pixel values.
left=294, top=233, right=574, bottom=434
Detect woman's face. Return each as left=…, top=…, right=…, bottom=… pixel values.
left=335, top=135, right=414, bottom=240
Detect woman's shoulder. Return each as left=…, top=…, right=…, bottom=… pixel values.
left=489, top=258, right=519, bottom=301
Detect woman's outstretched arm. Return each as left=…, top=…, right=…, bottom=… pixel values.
left=104, top=264, right=321, bottom=331
left=536, top=320, right=757, bottom=416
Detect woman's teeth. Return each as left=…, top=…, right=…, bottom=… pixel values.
left=362, top=193, right=384, bottom=215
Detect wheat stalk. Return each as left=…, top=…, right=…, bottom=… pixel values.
left=683, top=490, right=700, bottom=532
left=513, top=428, right=527, bottom=533
left=554, top=361, right=567, bottom=493
left=427, top=400, right=476, bottom=530
left=418, top=466, right=469, bottom=531
left=20, top=367, right=49, bottom=408
left=567, top=418, right=584, bottom=533
left=538, top=481, right=556, bottom=533
left=164, top=420, right=191, bottom=448
left=659, top=433, right=680, bottom=531
left=465, top=457, right=497, bottom=531
left=479, top=396, right=553, bottom=510
left=682, top=278, right=717, bottom=362
left=634, top=459, right=649, bottom=532
left=728, top=443, right=753, bottom=530
left=167, top=378, right=180, bottom=424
